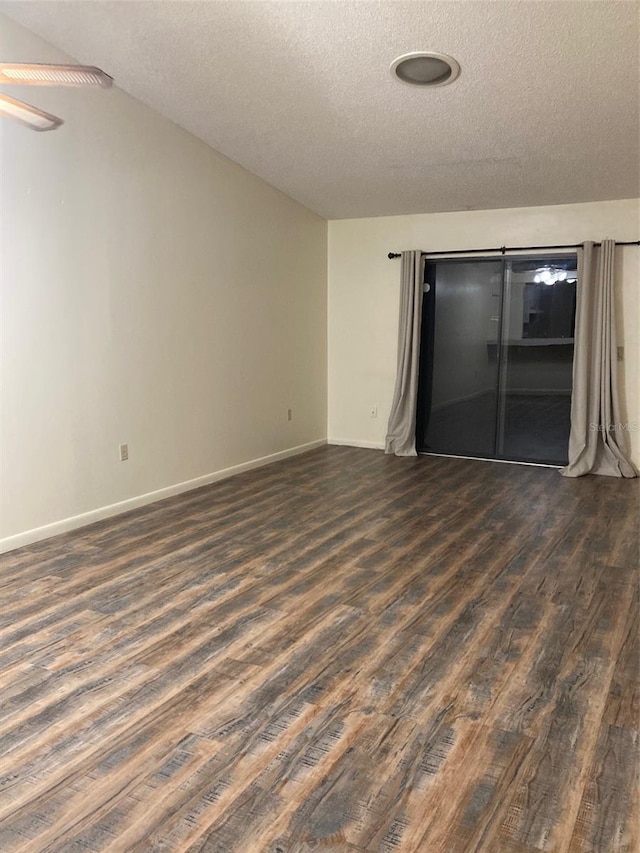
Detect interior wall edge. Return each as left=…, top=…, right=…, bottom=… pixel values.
left=0, top=438, right=327, bottom=554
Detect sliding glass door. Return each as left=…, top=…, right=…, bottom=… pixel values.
left=416, top=255, right=577, bottom=465
left=417, top=260, right=502, bottom=458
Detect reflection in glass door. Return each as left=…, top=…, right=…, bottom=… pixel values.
left=416, top=255, right=577, bottom=465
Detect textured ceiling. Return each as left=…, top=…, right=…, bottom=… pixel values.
left=1, top=1, right=639, bottom=219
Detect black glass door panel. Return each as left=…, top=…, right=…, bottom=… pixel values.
left=498, top=258, right=576, bottom=464
left=417, top=255, right=576, bottom=465
left=416, top=260, right=502, bottom=458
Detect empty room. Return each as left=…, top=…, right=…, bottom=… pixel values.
left=1, top=2, right=639, bottom=851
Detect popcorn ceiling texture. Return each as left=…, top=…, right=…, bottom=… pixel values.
left=1, top=0, right=638, bottom=219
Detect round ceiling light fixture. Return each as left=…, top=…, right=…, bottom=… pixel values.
left=390, top=51, right=461, bottom=87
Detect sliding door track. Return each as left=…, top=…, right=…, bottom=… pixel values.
left=419, top=451, right=561, bottom=470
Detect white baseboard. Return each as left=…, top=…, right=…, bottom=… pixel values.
left=0, top=438, right=327, bottom=554
left=328, top=438, right=385, bottom=450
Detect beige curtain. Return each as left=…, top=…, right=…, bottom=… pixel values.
left=385, top=251, right=425, bottom=456
left=561, top=240, right=637, bottom=478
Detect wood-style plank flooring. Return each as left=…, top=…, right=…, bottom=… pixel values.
left=1, top=446, right=638, bottom=852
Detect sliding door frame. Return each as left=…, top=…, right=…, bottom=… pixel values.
left=416, top=251, right=577, bottom=465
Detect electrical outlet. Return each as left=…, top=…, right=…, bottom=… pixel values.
left=370, top=405, right=378, bottom=419
left=119, top=443, right=129, bottom=462
left=287, top=408, right=293, bottom=422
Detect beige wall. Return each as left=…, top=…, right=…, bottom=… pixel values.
left=328, top=199, right=640, bottom=465
left=0, top=17, right=327, bottom=547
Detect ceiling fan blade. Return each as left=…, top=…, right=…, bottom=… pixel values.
left=0, top=63, right=112, bottom=88
left=0, top=93, right=63, bottom=131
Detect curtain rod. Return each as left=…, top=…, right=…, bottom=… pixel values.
left=387, top=240, right=640, bottom=259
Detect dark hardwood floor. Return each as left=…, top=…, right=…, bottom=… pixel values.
left=0, top=446, right=638, bottom=852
